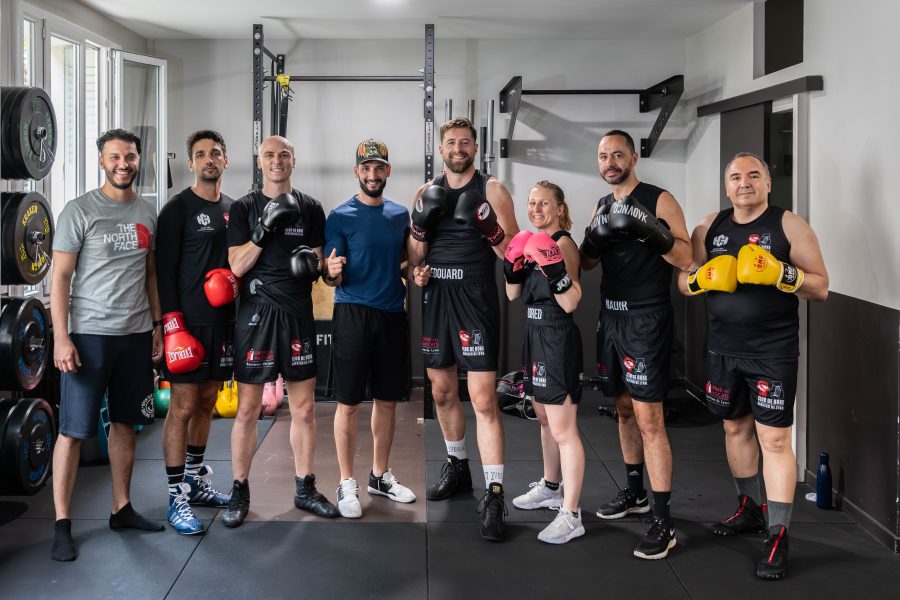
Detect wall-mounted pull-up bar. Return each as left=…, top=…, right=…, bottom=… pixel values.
left=251, top=24, right=436, bottom=189
left=497, top=74, right=684, bottom=159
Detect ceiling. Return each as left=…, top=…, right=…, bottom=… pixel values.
left=76, top=0, right=752, bottom=41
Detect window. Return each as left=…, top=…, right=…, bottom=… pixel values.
left=23, top=18, right=35, bottom=86
left=50, top=35, right=79, bottom=207
left=84, top=44, right=101, bottom=192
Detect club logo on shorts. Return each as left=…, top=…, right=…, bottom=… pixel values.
left=705, top=382, right=729, bottom=406
left=141, top=393, right=154, bottom=418
left=245, top=348, right=275, bottom=368
left=219, top=341, right=234, bottom=367
left=249, top=313, right=261, bottom=326
left=532, top=362, right=547, bottom=387
left=291, top=339, right=314, bottom=366
left=756, top=379, right=785, bottom=411
left=458, top=329, right=485, bottom=357
left=623, top=356, right=648, bottom=387
left=596, top=362, right=609, bottom=381
left=422, top=336, right=440, bottom=354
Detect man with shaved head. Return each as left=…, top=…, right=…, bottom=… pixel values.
left=224, top=135, right=338, bottom=526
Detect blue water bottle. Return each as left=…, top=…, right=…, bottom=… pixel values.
left=816, top=451, right=832, bottom=509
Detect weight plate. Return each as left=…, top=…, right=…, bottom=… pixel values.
left=1, top=191, right=54, bottom=284
left=0, top=86, right=57, bottom=181
left=0, top=397, right=55, bottom=495
left=0, top=297, right=50, bottom=391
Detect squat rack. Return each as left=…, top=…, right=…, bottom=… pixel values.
left=498, top=74, right=684, bottom=158
left=251, top=23, right=436, bottom=189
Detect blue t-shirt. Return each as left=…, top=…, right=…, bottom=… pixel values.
left=324, top=196, right=409, bottom=312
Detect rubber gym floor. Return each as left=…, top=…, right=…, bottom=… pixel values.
left=1, top=388, right=897, bottom=599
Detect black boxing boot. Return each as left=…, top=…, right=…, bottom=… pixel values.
left=427, top=456, right=473, bottom=501
left=294, top=474, right=339, bottom=518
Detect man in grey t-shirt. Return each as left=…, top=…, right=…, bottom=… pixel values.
left=49, top=129, right=165, bottom=562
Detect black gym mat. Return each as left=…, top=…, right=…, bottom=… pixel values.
left=169, top=521, right=427, bottom=598
left=132, top=414, right=276, bottom=460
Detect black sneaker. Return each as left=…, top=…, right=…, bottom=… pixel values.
left=756, top=526, right=789, bottom=580
left=294, top=474, right=340, bottom=518
left=633, top=517, right=676, bottom=560
left=596, top=488, right=650, bottom=520
left=222, top=479, right=250, bottom=528
left=477, top=483, right=508, bottom=541
left=426, top=456, right=473, bottom=501
left=711, top=495, right=767, bottom=536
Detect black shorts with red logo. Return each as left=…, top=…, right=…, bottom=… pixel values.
left=522, top=305, right=583, bottom=405
left=595, top=301, right=672, bottom=403
left=332, top=303, right=409, bottom=405
left=704, top=350, right=798, bottom=427
left=233, top=298, right=317, bottom=384
left=421, top=262, right=500, bottom=372
left=162, top=323, right=235, bottom=384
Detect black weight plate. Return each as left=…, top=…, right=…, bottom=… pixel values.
left=1, top=191, right=54, bottom=284
left=0, top=297, right=50, bottom=390
left=0, top=398, right=55, bottom=495
left=0, top=86, right=57, bottom=180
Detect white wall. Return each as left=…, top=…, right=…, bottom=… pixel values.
left=685, top=1, right=900, bottom=309
left=153, top=35, right=687, bottom=234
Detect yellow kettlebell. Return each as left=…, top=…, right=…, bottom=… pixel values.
left=215, top=379, right=239, bottom=418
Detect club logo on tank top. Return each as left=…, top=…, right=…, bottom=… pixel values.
left=458, top=329, right=484, bottom=357
left=710, top=234, right=729, bottom=255
left=756, top=379, right=785, bottom=411
left=291, top=339, right=313, bottom=366
left=104, top=223, right=151, bottom=251
left=531, top=362, right=547, bottom=387
left=748, top=233, right=772, bottom=251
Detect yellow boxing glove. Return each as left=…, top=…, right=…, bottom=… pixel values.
left=736, top=244, right=804, bottom=293
left=687, top=255, right=738, bottom=295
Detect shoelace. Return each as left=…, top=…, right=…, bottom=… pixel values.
left=548, top=507, right=576, bottom=531
left=171, top=485, right=195, bottom=522
left=646, top=517, right=671, bottom=540
left=339, top=480, right=359, bottom=499
left=476, top=490, right=509, bottom=518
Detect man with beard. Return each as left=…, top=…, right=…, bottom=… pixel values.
left=408, top=118, right=519, bottom=540
left=323, top=140, right=415, bottom=518
left=224, top=135, right=338, bottom=527
left=580, top=129, right=691, bottom=559
left=50, top=129, right=165, bottom=561
left=156, top=130, right=236, bottom=535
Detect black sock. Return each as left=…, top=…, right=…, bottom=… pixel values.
left=51, top=519, right=77, bottom=562
left=625, top=463, right=645, bottom=494
left=652, top=491, right=672, bottom=522
left=166, top=464, right=185, bottom=490
left=185, top=445, right=205, bottom=474
left=109, top=502, right=164, bottom=531
left=544, top=480, right=560, bottom=491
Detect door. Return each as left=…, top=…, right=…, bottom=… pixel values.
left=109, top=51, right=167, bottom=212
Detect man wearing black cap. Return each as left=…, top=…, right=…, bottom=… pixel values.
left=323, top=140, right=415, bottom=519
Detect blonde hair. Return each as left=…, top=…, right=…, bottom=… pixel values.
left=532, top=180, right=572, bottom=231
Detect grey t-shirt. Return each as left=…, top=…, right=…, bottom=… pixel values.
left=53, top=188, right=158, bottom=334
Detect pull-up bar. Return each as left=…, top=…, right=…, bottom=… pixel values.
left=251, top=23, right=436, bottom=189
left=498, top=75, right=684, bottom=159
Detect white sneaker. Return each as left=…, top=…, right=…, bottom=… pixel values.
left=512, top=478, right=563, bottom=510
left=368, top=469, right=416, bottom=503
left=336, top=478, right=362, bottom=518
left=537, top=507, right=585, bottom=544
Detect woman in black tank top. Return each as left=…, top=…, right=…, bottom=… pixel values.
left=503, top=181, right=587, bottom=544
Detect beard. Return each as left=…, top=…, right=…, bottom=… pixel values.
left=601, top=164, right=631, bottom=185
left=104, top=167, right=137, bottom=190
left=358, top=178, right=386, bottom=198
left=444, top=152, right=474, bottom=174
left=198, top=169, right=222, bottom=182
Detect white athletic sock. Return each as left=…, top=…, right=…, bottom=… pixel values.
left=446, top=438, right=467, bottom=460
left=483, top=464, right=504, bottom=487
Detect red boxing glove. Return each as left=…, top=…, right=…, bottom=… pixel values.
left=503, top=230, right=533, bottom=284
left=523, top=232, right=572, bottom=294
left=204, top=268, right=240, bottom=307
left=162, top=311, right=205, bottom=374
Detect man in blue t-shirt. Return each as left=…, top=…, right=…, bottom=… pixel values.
left=323, top=140, right=415, bottom=518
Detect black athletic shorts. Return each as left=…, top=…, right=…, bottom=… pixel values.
left=595, top=300, right=672, bottom=403
left=161, top=322, right=235, bottom=384
left=332, top=303, right=409, bottom=404
left=522, top=305, right=583, bottom=405
left=233, top=298, right=317, bottom=384
left=421, top=262, right=500, bottom=372
left=59, top=332, right=155, bottom=438
left=705, top=350, right=798, bottom=427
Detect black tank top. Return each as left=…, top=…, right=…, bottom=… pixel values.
left=426, top=170, right=496, bottom=265
left=598, top=182, right=672, bottom=306
left=705, top=205, right=799, bottom=358
left=523, top=231, right=573, bottom=309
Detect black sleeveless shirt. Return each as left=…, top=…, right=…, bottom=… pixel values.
left=598, top=182, right=672, bottom=306
left=523, top=231, right=574, bottom=309
left=425, top=170, right=496, bottom=265
left=705, top=205, right=799, bottom=358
